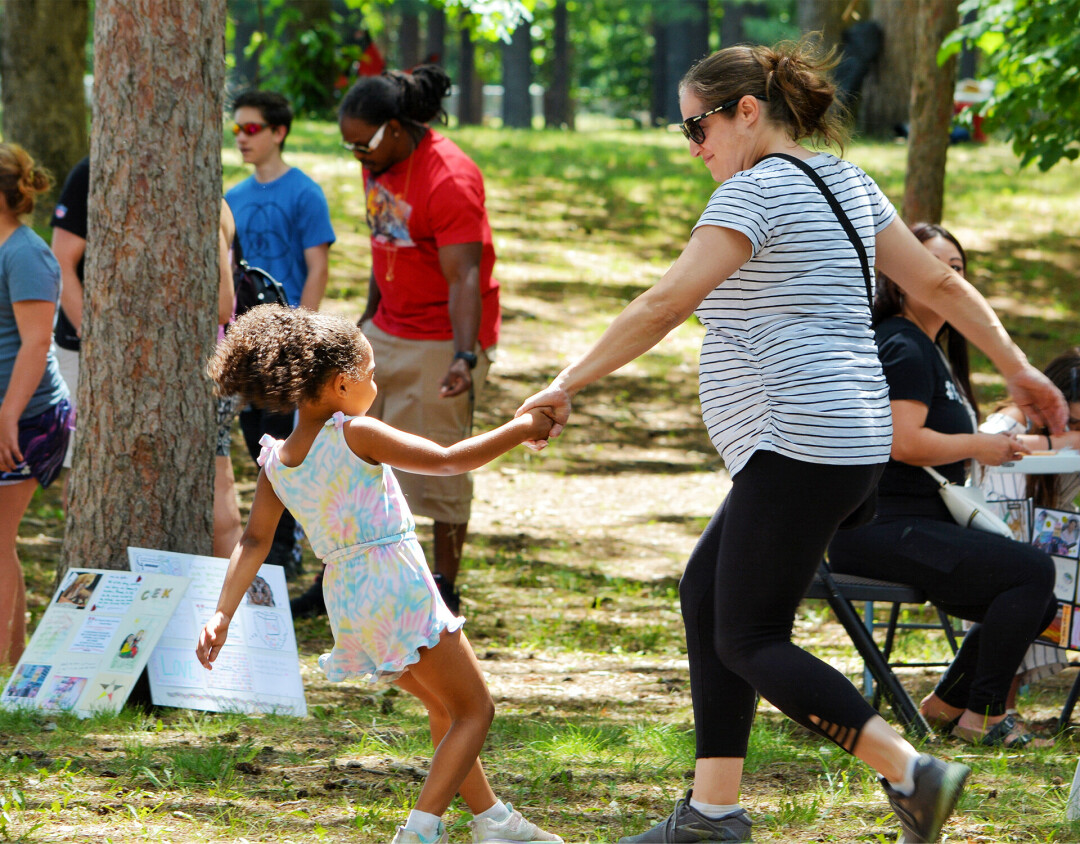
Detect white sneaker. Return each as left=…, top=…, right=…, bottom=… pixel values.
left=469, top=805, right=563, bottom=843
left=391, top=824, right=449, bottom=844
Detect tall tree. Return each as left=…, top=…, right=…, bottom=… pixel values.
left=502, top=19, right=533, bottom=128
left=0, top=0, right=89, bottom=221
left=399, top=4, right=422, bottom=68
left=902, top=0, right=960, bottom=224
left=457, top=21, right=483, bottom=125
left=796, top=0, right=847, bottom=50
left=427, top=5, right=447, bottom=63
left=656, top=0, right=710, bottom=124
left=948, top=0, right=1080, bottom=170
left=543, top=0, right=574, bottom=128
left=858, top=0, right=917, bottom=137
left=60, top=0, right=226, bottom=577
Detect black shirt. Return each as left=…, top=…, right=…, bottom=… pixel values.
left=876, top=315, right=973, bottom=500
left=49, top=156, right=89, bottom=352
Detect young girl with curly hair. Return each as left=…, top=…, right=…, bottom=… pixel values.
left=196, top=305, right=560, bottom=844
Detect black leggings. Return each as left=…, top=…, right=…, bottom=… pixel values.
left=680, top=450, right=885, bottom=759
left=828, top=505, right=1057, bottom=716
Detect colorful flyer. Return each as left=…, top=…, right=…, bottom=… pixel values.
left=1032, top=507, right=1080, bottom=559
left=985, top=499, right=1032, bottom=544
left=127, top=547, right=306, bottom=717
left=1, top=569, right=189, bottom=717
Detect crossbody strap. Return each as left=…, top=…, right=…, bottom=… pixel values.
left=760, top=152, right=874, bottom=312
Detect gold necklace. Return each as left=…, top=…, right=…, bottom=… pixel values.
left=383, top=143, right=417, bottom=284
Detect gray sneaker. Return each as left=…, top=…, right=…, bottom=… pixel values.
left=618, top=791, right=752, bottom=843
left=880, top=753, right=970, bottom=843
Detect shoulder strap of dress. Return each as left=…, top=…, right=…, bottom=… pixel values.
left=759, top=153, right=873, bottom=312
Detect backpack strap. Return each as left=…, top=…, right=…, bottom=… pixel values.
left=760, top=152, right=874, bottom=312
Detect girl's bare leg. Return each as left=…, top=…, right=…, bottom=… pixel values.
left=394, top=629, right=496, bottom=816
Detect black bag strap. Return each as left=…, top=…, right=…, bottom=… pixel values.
left=760, top=152, right=874, bottom=312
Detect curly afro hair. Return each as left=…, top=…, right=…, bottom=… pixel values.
left=208, top=305, right=372, bottom=414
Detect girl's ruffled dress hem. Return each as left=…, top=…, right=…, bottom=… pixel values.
left=319, top=613, right=465, bottom=685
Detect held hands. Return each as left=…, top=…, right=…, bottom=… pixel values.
left=439, top=358, right=473, bottom=398
left=521, top=406, right=557, bottom=450
left=516, top=383, right=572, bottom=441
left=195, top=611, right=231, bottom=670
left=973, top=432, right=1029, bottom=466
left=1007, top=364, right=1068, bottom=434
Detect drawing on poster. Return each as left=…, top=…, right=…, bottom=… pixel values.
left=1033, top=508, right=1080, bottom=558
left=246, top=610, right=288, bottom=650
left=986, top=499, right=1031, bottom=544
left=55, top=571, right=102, bottom=609
left=1054, top=557, right=1079, bottom=604
left=3, top=664, right=49, bottom=699
left=41, top=676, right=87, bottom=711
left=245, top=575, right=276, bottom=607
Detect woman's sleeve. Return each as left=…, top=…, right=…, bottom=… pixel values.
left=692, top=173, right=770, bottom=257
left=861, top=171, right=898, bottom=233
left=8, top=239, right=61, bottom=304
left=878, top=331, right=934, bottom=406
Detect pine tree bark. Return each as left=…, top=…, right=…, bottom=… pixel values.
left=0, top=0, right=89, bottom=223
left=426, top=6, right=446, bottom=65
left=458, top=23, right=483, bottom=126
left=59, top=0, right=226, bottom=578
left=858, top=0, right=917, bottom=137
left=902, top=0, right=960, bottom=224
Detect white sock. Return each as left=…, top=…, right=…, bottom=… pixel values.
left=474, top=799, right=512, bottom=823
left=404, top=809, right=442, bottom=840
left=689, top=797, right=741, bottom=819
left=887, top=754, right=919, bottom=797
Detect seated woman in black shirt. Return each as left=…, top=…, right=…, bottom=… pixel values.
left=828, top=223, right=1057, bottom=748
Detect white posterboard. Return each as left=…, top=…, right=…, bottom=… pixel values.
left=127, top=546, right=307, bottom=716
left=1, top=569, right=189, bottom=717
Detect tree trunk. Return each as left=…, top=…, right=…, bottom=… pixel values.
left=0, top=0, right=89, bottom=224
left=458, top=23, right=482, bottom=125
left=426, top=6, right=446, bottom=65
left=400, top=10, right=421, bottom=69
left=858, top=0, right=917, bottom=137
left=60, top=0, right=226, bottom=578
left=502, top=20, right=533, bottom=128
left=660, top=0, right=710, bottom=124
left=543, top=0, right=574, bottom=129
left=650, top=16, right=668, bottom=126
left=796, top=0, right=848, bottom=51
left=719, top=0, right=767, bottom=46
left=902, top=0, right=960, bottom=224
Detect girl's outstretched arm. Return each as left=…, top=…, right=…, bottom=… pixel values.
left=196, top=470, right=285, bottom=669
left=344, top=408, right=554, bottom=476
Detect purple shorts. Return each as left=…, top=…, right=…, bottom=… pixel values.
left=0, top=399, right=75, bottom=489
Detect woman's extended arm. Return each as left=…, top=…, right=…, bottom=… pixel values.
left=876, top=219, right=1067, bottom=432
left=517, top=225, right=752, bottom=436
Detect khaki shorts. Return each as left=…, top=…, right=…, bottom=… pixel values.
left=56, top=347, right=79, bottom=469
left=362, top=321, right=493, bottom=524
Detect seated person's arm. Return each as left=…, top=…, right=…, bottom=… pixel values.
left=891, top=399, right=1022, bottom=467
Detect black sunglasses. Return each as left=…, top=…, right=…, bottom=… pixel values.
left=678, top=97, right=742, bottom=144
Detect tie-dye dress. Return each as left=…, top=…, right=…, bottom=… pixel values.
left=258, top=411, right=464, bottom=683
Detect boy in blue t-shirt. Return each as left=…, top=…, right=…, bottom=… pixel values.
left=225, top=90, right=336, bottom=583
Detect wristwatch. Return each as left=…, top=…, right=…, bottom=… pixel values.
left=454, top=350, right=478, bottom=370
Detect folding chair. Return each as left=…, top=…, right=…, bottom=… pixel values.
left=804, top=560, right=959, bottom=739
left=1057, top=668, right=1080, bottom=733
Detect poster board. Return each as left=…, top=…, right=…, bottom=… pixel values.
left=127, top=547, right=306, bottom=716
left=1, top=569, right=189, bottom=717
left=991, top=504, right=1080, bottom=648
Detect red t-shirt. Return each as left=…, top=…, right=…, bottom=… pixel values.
left=364, top=131, right=500, bottom=349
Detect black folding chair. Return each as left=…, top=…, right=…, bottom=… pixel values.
left=1057, top=669, right=1080, bottom=733
left=804, top=560, right=960, bottom=739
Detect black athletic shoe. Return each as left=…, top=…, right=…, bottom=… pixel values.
left=618, top=791, right=752, bottom=842
left=289, top=578, right=326, bottom=619
left=880, top=754, right=970, bottom=843
left=433, top=572, right=461, bottom=616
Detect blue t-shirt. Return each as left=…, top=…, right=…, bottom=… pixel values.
left=0, top=227, right=69, bottom=419
left=225, top=168, right=336, bottom=307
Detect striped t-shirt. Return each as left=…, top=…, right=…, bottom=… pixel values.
left=692, top=153, right=895, bottom=477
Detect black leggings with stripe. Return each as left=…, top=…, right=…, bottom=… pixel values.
left=680, top=449, right=884, bottom=758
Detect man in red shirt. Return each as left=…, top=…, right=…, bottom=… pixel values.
left=338, top=66, right=500, bottom=615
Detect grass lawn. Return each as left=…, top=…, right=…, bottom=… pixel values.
left=3, top=125, right=1080, bottom=842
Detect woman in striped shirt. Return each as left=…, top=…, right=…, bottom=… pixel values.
left=518, top=40, right=1066, bottom=844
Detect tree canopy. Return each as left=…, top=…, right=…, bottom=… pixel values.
left=947, top=0, right=1080, bottom=170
